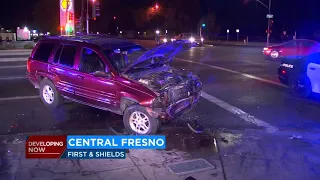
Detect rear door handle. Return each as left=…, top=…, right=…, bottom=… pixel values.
left=77, top=75, right=85, bottom=79
left=310, top=67, right=316, bottom=71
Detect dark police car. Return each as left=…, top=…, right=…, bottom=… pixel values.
left=278, top=53, right=320, bottom=97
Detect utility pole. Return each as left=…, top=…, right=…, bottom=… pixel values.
left=267, top=0, right=271, bottom=45
left=81, top=0, right=85, bottom=32
left=86, top=0, right=89, bottom=34
left=256, top=0, right=271, bottom=45
left=66, top=0, right=69, bottom=36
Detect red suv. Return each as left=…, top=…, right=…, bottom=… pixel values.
left=26, top=35, right=202, bottom=135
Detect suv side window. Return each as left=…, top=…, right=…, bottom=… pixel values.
left=59, top=45, right=77, bottom=67
left=79, top=48, right=105, bottom=74
left=33, top=43, right=55, bottom=62
left=54, top=45, right=63, bottom=63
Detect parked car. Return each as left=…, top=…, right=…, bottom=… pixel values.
left=263, top=39, right=320, bottom=60
left=278, top=52, right=320, bottom=97
left=174, top=33, right=204, bottom=46
left=155, top=35, right=174, bottom=45
left=26, top=35, right=202, bottom=135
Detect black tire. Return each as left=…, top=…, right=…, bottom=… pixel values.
left=289, top=75, right=312, bottom=98
left=39, top=79, right=63, bottom=109
left=123, top=105, right=160, bottom=135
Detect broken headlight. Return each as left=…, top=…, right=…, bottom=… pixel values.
left=138, top=79, right=149, bottom=85
left=151, top=92, right=167, bottom=108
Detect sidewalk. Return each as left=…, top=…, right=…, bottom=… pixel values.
left=1, top=127, right=320, bottom=180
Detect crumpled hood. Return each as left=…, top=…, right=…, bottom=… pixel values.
left=123, top=40, right=191, bottom=73
left=127, top=65, right=200, bottom=92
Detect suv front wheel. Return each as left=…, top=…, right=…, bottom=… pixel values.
left=39, top=79, right=63, bottom=109
left=123, top=105, right=160, bottom=135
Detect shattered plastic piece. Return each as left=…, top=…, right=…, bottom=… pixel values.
left=220, top=137, right=228, bottom=143
left=187, top=121, right=204, bottom=134
left=213, top=138, right=217, bottom=148
left=289, top=135, right=303, bottom=139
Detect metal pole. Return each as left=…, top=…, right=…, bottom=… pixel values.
left=81, top=0, right=85, bottom=32
left=199, top=26, right=202, bottom=37
left=266, top=0, right=271, bottom=45
left=227, top=33, right=229, bottom=41
left=86, top=0, right=89, bottom=34
left=66, top=1, right=69, bottom=36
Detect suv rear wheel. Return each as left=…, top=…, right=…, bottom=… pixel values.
left=39, top=79, right=63, bottom=109
left=123, top=105, right=160, bottom=135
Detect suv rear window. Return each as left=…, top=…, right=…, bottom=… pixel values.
left=33, top=43, right=55, bottom=62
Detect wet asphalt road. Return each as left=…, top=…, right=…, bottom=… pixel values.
left=0, top=42, right=320, bottom=136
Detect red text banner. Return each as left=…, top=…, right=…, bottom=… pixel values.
left=26, top=136, right=66, bottom=158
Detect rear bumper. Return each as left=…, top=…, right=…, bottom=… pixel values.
left=278, top=67, right=290, bottom=85
left=147, top=92, right=201, bottom=120
left=26, top=72, right=39, bottom=88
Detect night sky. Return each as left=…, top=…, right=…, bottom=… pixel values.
left=0, top=0, right=319, bottom=38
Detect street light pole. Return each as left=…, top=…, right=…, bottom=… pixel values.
left=256, top=0, right=271, bottom=45
left=267, top=0, right=271, bottom=45
left=86, top=0, right=89, bottom=34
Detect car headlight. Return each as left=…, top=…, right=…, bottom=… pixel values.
left=189, top=37, right=195, bottom=42
left=171, top=38, right=175, bottom=42
left=163, top=38, right=167, bottom=43
left=201, top=38, right=204, bottom=41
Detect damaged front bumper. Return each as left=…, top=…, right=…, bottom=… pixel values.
left=146, top=92, right=201, bottom=120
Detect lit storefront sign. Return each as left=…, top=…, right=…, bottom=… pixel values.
left=60, top=0, right=74, bottom=35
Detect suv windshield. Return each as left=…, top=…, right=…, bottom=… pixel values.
left=105, top=45, right=146, bottom=72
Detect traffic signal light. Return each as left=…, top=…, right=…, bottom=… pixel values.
left=60, top=27, right=64, bottom=31
left=202, top=23, right=206, bottom=27
left=266, top=29, right=272, bottom=34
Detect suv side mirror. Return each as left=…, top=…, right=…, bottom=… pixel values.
left=93, top=71, right=111, bottom=78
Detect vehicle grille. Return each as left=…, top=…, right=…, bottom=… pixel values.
left=168, top=80, right=201, bottom=104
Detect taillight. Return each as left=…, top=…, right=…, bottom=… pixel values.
left=263, top=47, right=271, bottom=54
left=27, top=60, right=31, bottom=73
left=282, top=70, right=286, bottom=74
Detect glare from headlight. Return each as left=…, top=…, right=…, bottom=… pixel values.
left=163, top=38, right=167, bottom=42
left=201, top=38, right=204, bottom=41
left=171, top=38, right=175, bottom=42
left=189, top=37, right=195, bottom=42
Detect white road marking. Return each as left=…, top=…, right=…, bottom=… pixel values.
left=201, top=91, right=278, bottom=133
left=0, top=57, right=27, bottom=62
left=0, top=65, right=26, bottom=69
left=0, top=96, right=39, bottom=101
left=175, top=57, right=288, bottom=88
left=0, top=76, right=27, bottom=80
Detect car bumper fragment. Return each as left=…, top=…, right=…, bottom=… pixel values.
left=146, top=93, right=201, bottom=120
